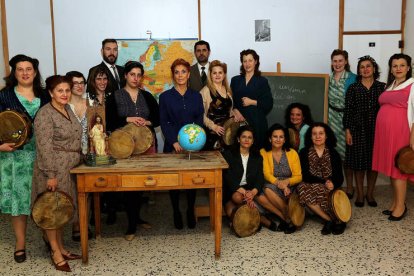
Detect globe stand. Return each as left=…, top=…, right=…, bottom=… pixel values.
left=185, top=151, right=205, bottom=160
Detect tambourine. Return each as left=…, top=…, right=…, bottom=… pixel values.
left=395, top=145, right=414, bottom=174
left=0, top=109, right=31, bottom=148
left=32, top=191, right=74, bottom=230
left=231, top=204, right=261, bottom=238
left=122, top=123, right=153, bottom=154
left=223, top=118, right=247, bottom=146
left=108, top=129, right=135, bottom=159
left=328, top=189, right=352, bottom=223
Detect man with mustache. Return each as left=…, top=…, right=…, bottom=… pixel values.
left=189, top=40, right=211, bottom=92
left=87, top=38, right=125, bottom=96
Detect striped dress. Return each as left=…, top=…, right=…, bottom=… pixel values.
left=328, top=71, right=356, bottom=160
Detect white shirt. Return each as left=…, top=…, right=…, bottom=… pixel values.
left=240, top=153, right=249, bottom=186
left=102, top=60, right=118, bottom=79
left=197, top=62, right=210, bottom=76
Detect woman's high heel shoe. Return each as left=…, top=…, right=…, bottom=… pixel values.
left=389, top=206, right=408, bottom=221
left=50, top=251, right=71, bottom=272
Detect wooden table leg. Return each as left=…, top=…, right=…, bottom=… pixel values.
left=209, top=188, right=215, bottom=232
left=93, top=193, right=101, bottom=237
left=78, top=191, right=89, bottom=264
left=214, top=187, right=222, bottom=259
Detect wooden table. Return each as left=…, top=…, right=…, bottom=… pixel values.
left=71, top=151, right=228, bottom=264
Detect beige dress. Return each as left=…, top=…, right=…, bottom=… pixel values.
left=31, top=103, right=82, bottom=217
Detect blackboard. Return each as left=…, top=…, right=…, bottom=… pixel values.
left=262, top=72, right=329, bottom=126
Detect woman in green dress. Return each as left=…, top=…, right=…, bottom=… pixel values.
left=328, top=49, right=356, bottom=199
left=0, top=54, right=48, bottom=263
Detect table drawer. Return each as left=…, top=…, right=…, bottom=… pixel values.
left=182, top=171, right=215, bottom=186
left=121, top=174, right=179, bottom=188
left=85, top=174, right=119, bottom=189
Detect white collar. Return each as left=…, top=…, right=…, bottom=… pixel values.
left=387, top=78, right=414, bottom=91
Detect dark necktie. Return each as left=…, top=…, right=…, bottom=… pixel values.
left=201, top=66, right=207, bottom=86
left=111, top=65, right=120, bottom=87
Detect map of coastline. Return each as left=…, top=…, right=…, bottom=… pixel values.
left=117, top=39, right=197, bottom=98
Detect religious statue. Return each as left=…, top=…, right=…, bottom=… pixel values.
left=89, top=115, right=107, bottom=156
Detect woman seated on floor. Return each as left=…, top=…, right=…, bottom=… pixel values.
left=297, top=122, right=345, bottom=235
left=222, top=125, right=295, bottom=232
left=260, top=123, right=302, bottom=234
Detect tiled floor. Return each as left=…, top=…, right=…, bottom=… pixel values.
left=1, top=181, right=413, bottom=275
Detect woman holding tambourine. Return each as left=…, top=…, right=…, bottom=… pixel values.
left=0, top=54, right=48, bottom=263
left=31, top=75, right=82, bottom=272
left=114, top=61, right=160, bottom=241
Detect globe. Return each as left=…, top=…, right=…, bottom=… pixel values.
left=177, top=123, right=206, bottom=151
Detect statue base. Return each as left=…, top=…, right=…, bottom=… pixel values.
left=84, top=153, right=116, bottom=167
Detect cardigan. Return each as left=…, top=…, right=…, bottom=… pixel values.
left=222, top=149, right=264, bottom=196
left=260, top=148, right=302, bottom=186
left=299, top=147, right=344, bottom=189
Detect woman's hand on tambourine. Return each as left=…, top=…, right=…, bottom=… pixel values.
left=214, top=125, right=225, bottom=136
left=232, top=109, right=245, bottom=122
left=127, top=116, right=147, bottom=126
left=345, top=129, right=353, bottom=146
left=47, top=178, right=58, bottom=192
left=0, top=143, right=16, bottom=152
left=173, top=142, right=183, bottom=153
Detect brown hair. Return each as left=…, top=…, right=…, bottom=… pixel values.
left=330, top=49, right=351, bottom=72
left=45, top=75, right=72, bottom=92
left=239, top=49, right=261, bottom=76
left=170, top=58, right=191, bottom=83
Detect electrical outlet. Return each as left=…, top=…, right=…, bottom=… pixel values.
left=369, top=42, right=375, bottom=47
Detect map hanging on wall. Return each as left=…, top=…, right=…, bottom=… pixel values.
left=116, top=39, right=197, bottom=97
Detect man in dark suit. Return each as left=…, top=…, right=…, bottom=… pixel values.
left=189, top=40, right=211, bottom=92
left=87, top=38, right=125, bottom=95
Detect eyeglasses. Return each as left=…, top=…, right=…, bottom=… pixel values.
left=73, top=81, right=85, bottom=86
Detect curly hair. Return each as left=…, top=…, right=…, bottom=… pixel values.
left=356, top=55, right=380, bottom=81
left=303, top=122, right=337, bottom=149
left=239, top=49, right=261, bottom=76
left=284, top=102, right=313, bottom=129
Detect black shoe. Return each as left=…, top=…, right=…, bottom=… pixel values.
left=332, top=222, right=346, bottom=235
left=389, top=206, right=408, bottom=221
left=366, top=196, right=377, bottom=207
left=137, top=218, right=152, bottom=229
left=354, top=200, right=364, bottom=208
left=276, top=220, right=287, bottom=232
left=346, top=190, right=354, bottom=200
left=106, top=211, right=117, bottom=225
left=267, top=221, right=278, bottom=232
left=14, top=249, right=26, bottom=263
left=174, top=212, right=183, bottom=230
left=187, top=210, right=196, bottom=229
left=283, top=223, right=296, bottom=234
left=321, top=220, right=333, bottom=235
left=382, top=209, right=392, bottom=215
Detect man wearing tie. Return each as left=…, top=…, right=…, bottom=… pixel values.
left=87, top=38, right=124, bottom=96
left=189, top=40, right=211, bottom=92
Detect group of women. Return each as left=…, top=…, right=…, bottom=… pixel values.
left=0, top=48, right=413, bottom=272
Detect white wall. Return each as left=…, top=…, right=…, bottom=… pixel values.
left=5, top=0, right=54, bottom=79
left=0, top=6, right=5, bottom=88
left=201, top=0, right=339, bottom=78
left=405, top=0, right=414, bottom=66
left=53, top=0, right=198, bottom=77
